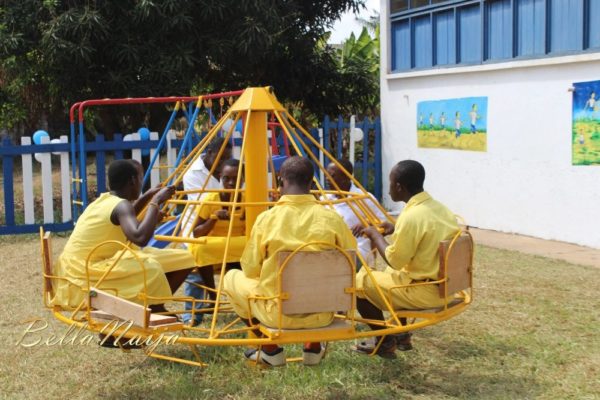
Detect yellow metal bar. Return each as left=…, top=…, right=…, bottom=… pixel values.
left=277, top=111, right=372, bottom=228
left=286, top=113, right=394, bottom=224
left=210, top=121, right=249, bottom=337
left=244, top=109, right=268, bottom=236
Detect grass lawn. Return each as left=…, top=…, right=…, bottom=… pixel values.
left=0, top=234, right=598, bottom=399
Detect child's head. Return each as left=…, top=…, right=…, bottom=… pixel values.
left=108, top=159, right=142, bottom=199
left=220, top=158, right=242, bottom=190
left=205, top=136, right=233, bottom=175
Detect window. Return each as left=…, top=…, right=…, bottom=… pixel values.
left=434, top=10, right=456, bottom=65
left=390, top=0, right=408, bottom=13
left=516, top=0, right=545, bottom=57
left=549, top=0, right=583, bottom=53
left=412, top=0, right=431, bottom=7
left=458, top=5, right=481, bottom=64
left=590, top=0, right=600, bottom=48
left=413, top=15, right=433, bottom=68
left=390, top=0, right=454, bottom=15
left=391, top=20, right=411, bottom=71
left=390, top=0, right=599, bottom=73
left=487, top=0, right=512, bottom=60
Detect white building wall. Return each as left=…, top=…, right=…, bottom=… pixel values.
left=380, top=3, right=600, bottom=248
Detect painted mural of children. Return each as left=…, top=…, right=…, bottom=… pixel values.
left=578, top=132, right=585, bottom=145
left=584, top=92, right=596, bottom=112
left=469, top=104, right=479, bottom=134
left=439, top=112, right=446, bottom=129
left=419, top=113, right=424, bottom=128
left=429, top=113, right=434, bottom=129
left=454, top=112, right=462, bottom=138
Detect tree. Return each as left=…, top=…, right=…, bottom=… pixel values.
left=0, top=0, right=369, bottom=138
left=335, top=24, right=380, bottom=117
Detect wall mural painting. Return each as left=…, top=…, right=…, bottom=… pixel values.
left=417, top=96, right=488, bottom=152
left=572, top=80, right=600, bottom=166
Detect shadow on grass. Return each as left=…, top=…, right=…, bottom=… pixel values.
left=90, top=338, right=542, bottom=400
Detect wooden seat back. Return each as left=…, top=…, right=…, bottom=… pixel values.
left=278, top=249, right=355, bottom=315
left=40, top=229, right=54, bottom=298
left=438, top=233, right=474, bottom=298
left=88, top=287, right=179, bottom=327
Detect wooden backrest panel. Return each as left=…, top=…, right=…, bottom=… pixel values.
left=41, top=231, right=53, bottom=296
left=89, top=287, right=150, bottom=327
left=278, top=250, right=355, bottom=315
left=438, top=233, right=473, bottom=297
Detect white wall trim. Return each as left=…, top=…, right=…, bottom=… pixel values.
left=385, top=51, right=600, bottom=81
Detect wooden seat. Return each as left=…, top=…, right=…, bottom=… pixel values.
left=438, top=232, right=473, bottom=298
left=88, top=287, right=182, bottom=329
left=392, top=232, right=474, bottom=317
left=257, top=249, right=356, bottom=338
left=40, top=228, right=55, bottom=306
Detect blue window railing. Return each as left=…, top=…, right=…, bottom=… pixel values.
left=390, top=0, right=600, bottom=73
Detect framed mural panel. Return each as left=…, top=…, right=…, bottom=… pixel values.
left=417, top=96, right=488, bottom=152
left=572, top=80, right=600, bottom=166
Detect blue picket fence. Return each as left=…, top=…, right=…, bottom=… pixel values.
left=0, top=116, right=381, bottom=235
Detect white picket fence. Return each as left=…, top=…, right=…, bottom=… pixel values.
left=2, top=131, right=188, bottom=233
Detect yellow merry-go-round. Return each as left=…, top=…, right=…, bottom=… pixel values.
left=40, top=87, right=474, bottom=367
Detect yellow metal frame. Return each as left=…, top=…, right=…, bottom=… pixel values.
left=41, top=87, right=475, bottom=368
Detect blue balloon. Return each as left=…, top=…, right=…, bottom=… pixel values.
left=32, top=130, right=49, bottom=145
left=137, top=127, right=151, bottom=141
left=137, top=127, right=151, bottom=156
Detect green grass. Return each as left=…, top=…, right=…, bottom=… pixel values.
left=1, top=236, right=598, bottom=399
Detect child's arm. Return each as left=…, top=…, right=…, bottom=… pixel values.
left=192, top=209, right=229, bottom=237
left=132, top=185, right=162, bottom=215
left=112, top=186, right=174, bottom=246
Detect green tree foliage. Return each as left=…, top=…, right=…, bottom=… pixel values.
left=336, top=25, right=379, bottom=117
left=0, top=0, right=377, bottom=137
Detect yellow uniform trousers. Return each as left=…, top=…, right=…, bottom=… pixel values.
left=224, top=269, right=334, bottom=329
left=356, top=266, right=450, bottom=311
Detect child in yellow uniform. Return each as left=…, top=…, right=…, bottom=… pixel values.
left=187, top=159, right=246, bottom=300
left=356, top=160, right=459, bottom=358
left=223, top=157, right=356, bottom=367
left=51, top=160, right=195, bottom=313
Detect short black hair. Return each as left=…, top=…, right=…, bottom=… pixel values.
left=206, top=136, right=232, bottom=154
left=280, top=156, right=314, bottom=187
left=392, top=160, right=425, bottom=193
left=108, top=159, right=139, bottom=191
left=336, top=159, right=353, bottom=175
left=222, top=158, right=240, bottom=169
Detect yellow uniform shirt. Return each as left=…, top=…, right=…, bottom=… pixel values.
left=385, top=191, right=459, bottom=280
left=225, top=194, right=356, bottom=328
left=357, top=191, right=458, bottom=310
left=196, top=192, right=245, bottom=237
left=51, top=193, right=194, bottom=308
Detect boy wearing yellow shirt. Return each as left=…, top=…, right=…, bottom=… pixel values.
left=356, top=160, right=459, bottom=358
left=188, top=158, right=246, bottom=297
left=223, top=157, right=356, bottom=367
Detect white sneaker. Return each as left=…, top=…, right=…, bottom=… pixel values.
left=244, top=347, right=286, bottom=367
left=303, top=343, right=326, bottom=366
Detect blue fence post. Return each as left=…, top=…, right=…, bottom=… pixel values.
left=142, top=104, right=179, bottom=188
left=337, top=115, right=344, bottom=160
left=323, top=115, right=330, bottom=163
left=1, top=137, right=15, bottom=226
left=362, top=118, right=369, bottom=189
left=113, top=134, right=123, bottom=160
left=95, top=134, right=106, bottom=195
left=69, top=120, right=79, bottom=220
left=171, top=104, right=203, bottom=184
left=374, top=116, right=382, bottom=201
